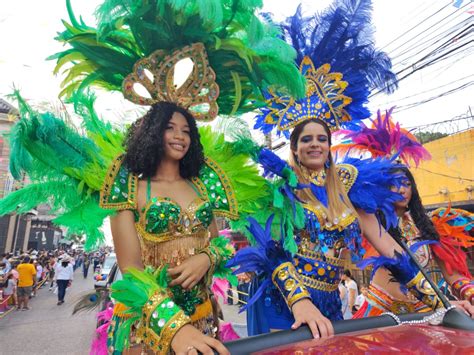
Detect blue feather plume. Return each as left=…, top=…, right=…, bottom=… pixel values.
left=342, top=156, right=404, bottom=228
left=357, top=240, right=438, bottom=290
left=226, top=215, right=293, bottom=311
left=282, top=0, right=398, bottom=122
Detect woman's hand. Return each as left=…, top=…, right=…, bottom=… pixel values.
left=452, top=300, right=474, bottom=318
left=291, top=298, right=334, bottom=338
left=168, top=253, right=211, bottom=290
left=171, top=324, right=229, bottom=355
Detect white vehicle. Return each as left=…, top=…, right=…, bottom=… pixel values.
left=94, top=253, right=116, bottom=288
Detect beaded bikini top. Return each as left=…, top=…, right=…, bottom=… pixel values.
left=298, top=164, right=363, bottom=258
left=100, top=155, right=237, bottom=243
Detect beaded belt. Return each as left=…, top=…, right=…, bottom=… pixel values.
left=112, top=298, right=212, bottom=322
left=300, top=274, right=339, bottom=292
left=294, top=249, right=343, bottom=291
left=296, top=249, right=346, bottom=267
left=367, top=284, right=430, bottom=314
left=136, top=223, right=209, bottom=243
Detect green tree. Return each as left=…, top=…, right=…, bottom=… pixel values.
left=414, top=131, right=448, bottom=144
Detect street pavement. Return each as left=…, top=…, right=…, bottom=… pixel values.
left=0, top=269, right=96, bottom=355
left=0, top=272, right=249, bottom=354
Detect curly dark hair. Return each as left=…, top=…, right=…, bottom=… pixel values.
left=385, top=167, right=440, bottom=242
left=123, top=102, right=204, bottom=178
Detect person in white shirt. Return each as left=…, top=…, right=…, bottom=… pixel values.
left=1, top=253, right=11, bottom=274
left=54, top=256, right=74, bottom=305
left=342, top=270, right=359, bottom=315
left=354, top=286, right=368, bottom=311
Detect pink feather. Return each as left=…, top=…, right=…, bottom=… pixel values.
left=212, top=278, right=230, bottom=304
left=334, top=108, right=431, bottom=167
left=90, top=304, right=114, bottom=355
left=219, top=322, right=241, bottom=341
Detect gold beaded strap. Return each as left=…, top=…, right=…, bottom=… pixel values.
left=100, top=155, right=138, bottom=210
left=272, top=262, right=311, bottom=309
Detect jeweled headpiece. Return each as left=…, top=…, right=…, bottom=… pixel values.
left=255, top=1, right=398, bottom=138
left=257, top=56, right=352, bottom=133
left=122, top=43, right=219, bottom=122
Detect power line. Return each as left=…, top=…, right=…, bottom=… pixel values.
left=390, top=17, right=470, bottom=68
left=416, top=167, right=474, bottom=182
left=371, top=33, right=473, bottom=97
left=387, top=2, right=470, bottom=57
left=393, top=81, right=473, bottom=113
left=373, top=73, right=474, bottom=107
left=380, top=2, right=453, bottom=50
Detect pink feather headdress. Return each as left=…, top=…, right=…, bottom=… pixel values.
left=333, top=108, right=431, bottom=167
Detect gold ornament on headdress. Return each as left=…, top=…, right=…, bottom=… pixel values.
left=122, top=43, right=220, bottom=122
left=260, top=56, right=352, bottom=132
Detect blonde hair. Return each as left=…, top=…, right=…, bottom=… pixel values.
left=289, top=119, right=357, bottom=222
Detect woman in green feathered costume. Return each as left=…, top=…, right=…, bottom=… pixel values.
left=0, top=1, right=307, bottom=354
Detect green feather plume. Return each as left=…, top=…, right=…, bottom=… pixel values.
left=0, top=91, right=124, bottom=251
left=50, top=0, right=305, bottom=113
left=198, top=125, right=269, bottom=216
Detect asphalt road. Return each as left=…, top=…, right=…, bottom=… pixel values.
left=0, top=271, right=249, bottom=355
left=0, top=269, right=97, bottom=355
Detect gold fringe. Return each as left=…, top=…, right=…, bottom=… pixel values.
left=137, top=231, right=209, bottom=268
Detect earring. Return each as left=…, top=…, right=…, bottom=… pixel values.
left=324, top=159, right=331, bottom=169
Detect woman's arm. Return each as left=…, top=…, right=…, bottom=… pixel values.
left=110, top=210, right=143, bottom=272
left=357, top=209, right=403, bottom=257
left=358, top=209, right=444, bottom=310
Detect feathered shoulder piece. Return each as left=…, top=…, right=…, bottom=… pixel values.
left=198, top=126, right=270, bottom=220
left=430, top=206, right=474, bottom=278
left=333, top=108, right=431, bottom=167
left=49, top=0, right=305, bottom=117
left=99, top=155, right=137, bottom=211
left=337, top=156, right=404, bottom=228
left=255, top=0, right=397, bottom=137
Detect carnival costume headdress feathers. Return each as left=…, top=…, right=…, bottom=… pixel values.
left=255, top=0, right=398, bottom=136
left=333, top=108, right=432, bottom=167
left=50, top=0, right=306, bottom=119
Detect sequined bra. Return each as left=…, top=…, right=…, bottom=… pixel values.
left=100, top=155, right=238, bottom=243
left=298, top=164, right=363, bottom=258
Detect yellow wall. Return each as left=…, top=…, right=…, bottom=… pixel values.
left=411, top=129, right=473, bottom=208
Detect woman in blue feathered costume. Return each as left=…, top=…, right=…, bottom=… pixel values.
left=228, top=0, right=444, bottom=338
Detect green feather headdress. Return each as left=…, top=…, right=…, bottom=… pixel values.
left=49, top=0, right=305, bottom=115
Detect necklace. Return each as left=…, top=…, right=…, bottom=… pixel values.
left=300, top=165, right=326, bottom=186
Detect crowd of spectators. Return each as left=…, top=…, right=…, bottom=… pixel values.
left=0, top=248, right=109, bottom=313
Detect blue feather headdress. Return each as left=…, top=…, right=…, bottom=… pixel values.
left=255, top=0, right=398, bottom=137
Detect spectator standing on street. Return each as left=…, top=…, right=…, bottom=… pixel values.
left=3, top=273, right=18, bottom=307
left=354, top=285, right=368, bottom=312
left=48, top=256, right=56, bottom=290
left=55, top=256, right=74, bottom=305
left=1, top=253, right=11, bottom=274
left=342, top=270, right=359, bottom=315
left=17, top=256, right=36, bottom=310
left=82, top=254, right=90, bottom=279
